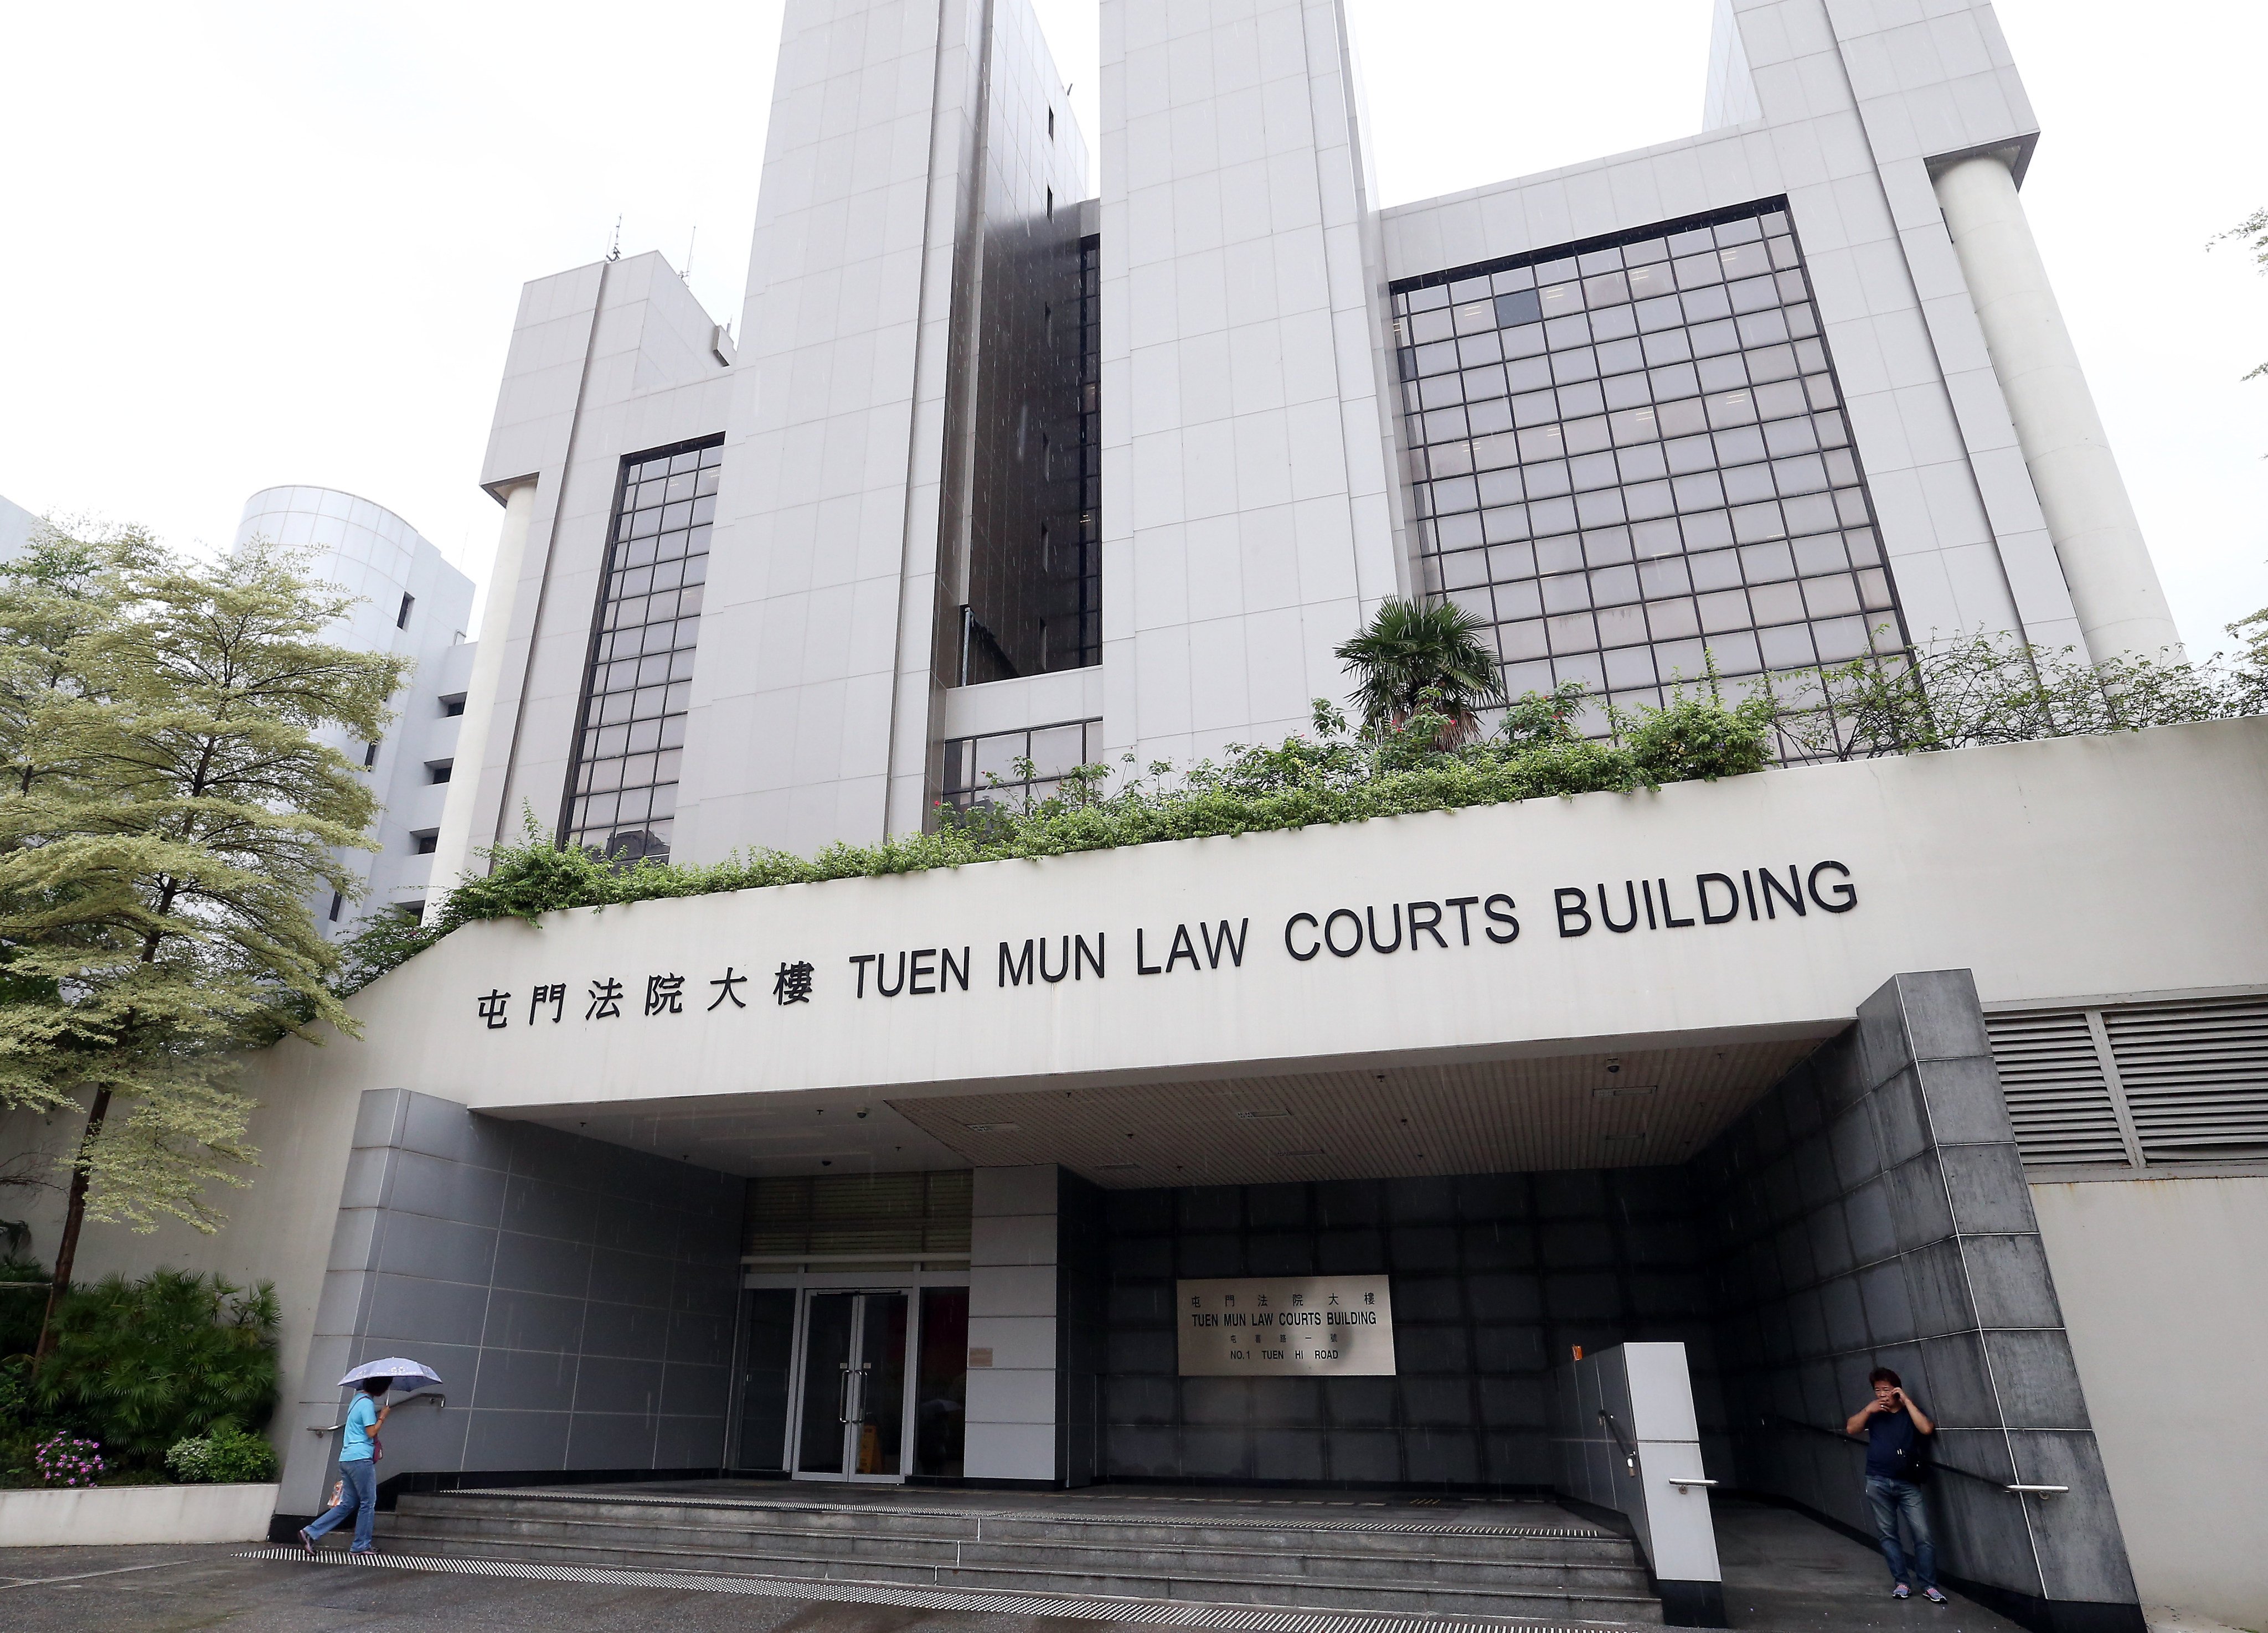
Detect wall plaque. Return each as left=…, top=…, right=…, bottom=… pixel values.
left=1175, top=1276, right=1395, bottom=1377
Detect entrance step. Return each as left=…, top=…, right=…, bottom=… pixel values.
left=374, top=1485, right=1663, bottom=1626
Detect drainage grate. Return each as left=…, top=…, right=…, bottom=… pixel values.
left=238, top=1548, right=1625, bottom=1632
left=437, top=1486, right=1611, bottom=1541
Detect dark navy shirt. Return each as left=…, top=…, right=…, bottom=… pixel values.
left=1865, top=1404, right=1921, bottom=1480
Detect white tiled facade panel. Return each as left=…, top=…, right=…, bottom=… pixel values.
left=1099, top=0, right=1408, bottom=774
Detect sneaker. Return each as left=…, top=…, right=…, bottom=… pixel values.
left=297, top=1528, right=317, bottom=1556
left=1892, top=1584, right=1911, bottom=1599
left=1924, top=1588, right=1948, bottom=1605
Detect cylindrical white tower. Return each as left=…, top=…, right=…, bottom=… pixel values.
left=1934, top=152, right=2182, bottom=662
left=235, top=486, right=475, bottom=933
left=426, top=479, right=537, bottom=915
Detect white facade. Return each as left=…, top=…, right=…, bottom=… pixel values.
left=430, top=0, right=2174, bottom=877
left=0, top=11, right=2244, bottom=1626
left=233, top=486, right=476, bottom=927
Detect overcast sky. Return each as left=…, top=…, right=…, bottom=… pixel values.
left=1, top=1, right=2260, bottom=653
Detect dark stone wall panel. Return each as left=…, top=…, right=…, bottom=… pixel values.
left=298, top=1088, right=741, bottom=1500
left=1695, top=970, right=2141, bottom=1630
left=1096, top=1168, right=1718, bottom=1489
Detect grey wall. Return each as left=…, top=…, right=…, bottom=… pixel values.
left=279, top=1088, right=741, bottom=1516
left=1097, top=1168, right=1719, bottom=1488
left=1693, top=971, right=2142, bottom=1630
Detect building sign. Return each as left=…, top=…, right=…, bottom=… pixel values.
left=463, top=860, right=1860, bottom=1034
left=1176, top=1277, right=1395, bottom=1377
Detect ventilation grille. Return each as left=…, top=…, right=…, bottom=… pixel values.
left=1987, top=995, right=2268, bottom=1170
left=2105, top=1000, right=2268, bottom=1163
left=1987, top=1010, right=2128, bottom=1166
left=743, top=1170, right=972, bottom=1258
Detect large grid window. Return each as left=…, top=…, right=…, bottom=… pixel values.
left=941, top=718, right=1102, bottom=811
left=1392, top=202, right=1906, bottom=738
left=561, top=438, right=722, bottom=862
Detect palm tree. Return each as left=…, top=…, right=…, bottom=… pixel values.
left=1334, top=597, right=1506, bottom=744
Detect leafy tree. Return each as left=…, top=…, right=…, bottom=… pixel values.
left=0, top=529, right=408, bottom=1358
left=1333, top=597, right=1507, bottom=743
left=35, top=1269, right=279, bottom=1465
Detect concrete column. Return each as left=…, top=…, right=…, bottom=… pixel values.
left=964, top=1165, right=1059, bottom=1482
left=424, top=478, right=535, bottom=916
left=1933, top=154, right=2181, bottom=663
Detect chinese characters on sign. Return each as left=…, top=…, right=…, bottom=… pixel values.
left=477, top=963, right=816, bottom=1027
left=773, top=961, right=814, bottom=1005
left=1175, top=1276, right=1395, bottom=1377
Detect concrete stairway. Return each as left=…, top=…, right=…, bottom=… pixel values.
left=375, top=1484, right=1663, bottom=1625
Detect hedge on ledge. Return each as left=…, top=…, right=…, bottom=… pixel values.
left=336, top=686, right=1766, bottom=994
left=336, top=623, right=2268, bottom=1000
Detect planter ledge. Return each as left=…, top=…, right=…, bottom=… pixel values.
left=0, top=1482, right=279, bottom=1547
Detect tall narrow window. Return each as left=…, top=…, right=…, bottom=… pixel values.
left=1073, top=234, right=1101, bottom=666
left=561, top=436, right=723, bottom=863
left=396, top=592, right=415, bottom=629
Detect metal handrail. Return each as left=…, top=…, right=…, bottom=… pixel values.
left=1597, top=1409, right=1639, bottom=1476
left=306, top=1391, right=446, bottom=1434
left=1763, top=1415, right=2071, bottom=1497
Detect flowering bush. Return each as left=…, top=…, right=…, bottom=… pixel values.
left=34, top=1433, right=102, bottom=1486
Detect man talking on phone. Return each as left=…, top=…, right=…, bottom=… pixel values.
left=1846, top=1366, right=1948, bottom=1604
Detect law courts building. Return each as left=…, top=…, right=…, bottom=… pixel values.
left=12, top=3, right=2267, bottom=1630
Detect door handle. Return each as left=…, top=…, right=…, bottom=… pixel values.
left=837, top=1362, right=853, bottom=1425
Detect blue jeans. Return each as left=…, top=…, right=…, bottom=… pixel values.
left=1865, top=1475, right=1936, bottom=1589
left=304, top=1458, right=378, bottom=1551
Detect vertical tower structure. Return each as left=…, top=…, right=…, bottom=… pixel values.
left=672, top=0, right=1092, bottom=861
left=1096, top=0, right=1410, bottom=771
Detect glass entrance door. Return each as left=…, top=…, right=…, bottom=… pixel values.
left=792, top=1290, right=910, bottom=1481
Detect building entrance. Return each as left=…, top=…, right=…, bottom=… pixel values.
left=793, top=1289, right=912, bottom=1480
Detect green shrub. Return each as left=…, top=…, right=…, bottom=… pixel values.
left=36, top=1269, right=279, bottom=1466
left=164, top=1423, right=277, bottom=1484
left=0, top=1354, right=45, bottom=1487
left=1626, top=693, right=1777, bottom=783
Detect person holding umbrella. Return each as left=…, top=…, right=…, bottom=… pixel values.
left=297, top=1358, right=441, bottom=1556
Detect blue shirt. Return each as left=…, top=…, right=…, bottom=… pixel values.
left=340, top=1394, right=379, bottom=1463
left=1865, top=1404, right=1921, bottom=1480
